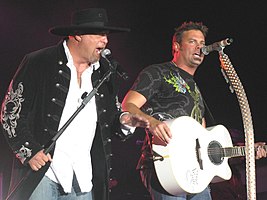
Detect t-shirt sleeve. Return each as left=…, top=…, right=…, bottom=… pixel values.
left=130, top=65, right=162, bottom=100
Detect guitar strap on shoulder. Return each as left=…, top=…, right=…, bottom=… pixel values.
left=203, top=97, right=217, bottom=126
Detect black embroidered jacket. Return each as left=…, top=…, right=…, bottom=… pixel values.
left=1, top=40, right=124, bottom=200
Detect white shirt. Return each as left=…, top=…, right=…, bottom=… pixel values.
left=45, top=41, right=99, bottom=193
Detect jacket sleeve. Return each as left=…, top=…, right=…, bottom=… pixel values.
left=1, top=54, right=43, bottom=165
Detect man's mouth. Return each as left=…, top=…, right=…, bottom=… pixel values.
left=194, top=51, right=202, bottom=57
left=193, top=52, right=203, bottom=61
left=96, top=48, right=105, bottom=54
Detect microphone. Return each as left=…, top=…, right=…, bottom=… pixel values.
left=201, top=38, right=233, bottom=55
left=101, top=49, right=129, bottom=80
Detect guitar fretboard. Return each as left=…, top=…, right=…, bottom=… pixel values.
left=222, top=145, right=267, bottom=158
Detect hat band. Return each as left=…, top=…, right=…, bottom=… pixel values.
left=75, top=21, right=106, bottom=27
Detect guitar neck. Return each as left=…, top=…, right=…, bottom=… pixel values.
left=223, top=145, right=267, bottom=158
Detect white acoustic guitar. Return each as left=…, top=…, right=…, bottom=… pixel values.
left=152, top=116, right=266, bottom=196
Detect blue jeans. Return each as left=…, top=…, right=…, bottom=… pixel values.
left=150, top=186, right=212, bottom=200
left=29, top=176, right=93, bottom=200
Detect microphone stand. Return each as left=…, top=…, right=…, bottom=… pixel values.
left=6, top=66, right=115, bottom=200
left=44, top=68, right=113, bottom=153
left=218, top=49, right=256, bottom=200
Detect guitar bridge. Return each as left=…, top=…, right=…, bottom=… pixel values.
left=196, top=138, right=203, bottom=170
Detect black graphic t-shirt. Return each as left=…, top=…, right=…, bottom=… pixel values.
left=131, top=61, right=205, bottom=169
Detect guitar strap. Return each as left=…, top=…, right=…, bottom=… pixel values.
left=203, top=97, right=217, bottom=126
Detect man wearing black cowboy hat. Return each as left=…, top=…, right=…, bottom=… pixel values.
left=1, top=8, right=149, bottom=200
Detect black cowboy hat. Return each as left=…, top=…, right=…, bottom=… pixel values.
left=49, top=8, right=130, bottom=36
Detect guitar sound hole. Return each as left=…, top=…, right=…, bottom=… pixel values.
left=208, top=141, right=224, bottom=165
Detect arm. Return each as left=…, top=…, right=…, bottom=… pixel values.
left=122, top=90, right=172, bottom=145
left=202, top=118, right=206, bottom=128
left=1, top=55, right=52, bottom=171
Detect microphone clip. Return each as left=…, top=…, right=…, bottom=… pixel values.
left=202, top=38, right=233, bottom=55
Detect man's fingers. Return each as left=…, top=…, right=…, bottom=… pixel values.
left=29, top=151, right=53, bottom=171
left=158, top=125, right=172, bottom=142
left=47, top=153, right=53, bottom=162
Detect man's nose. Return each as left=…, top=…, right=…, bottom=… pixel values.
left=196, top=43, right=204, bottom=49
left=102, top=35, right=108, bottom=44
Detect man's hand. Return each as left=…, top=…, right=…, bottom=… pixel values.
left=148, top=118, right=172, bottom=145
left=120, top=112, right=150, bottom=128
left=28, top=149, right=52, bottom=171
left=255, top=142, right=267, bottom=159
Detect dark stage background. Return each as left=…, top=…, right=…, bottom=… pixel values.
left=1, top=1, right=267, bottom=199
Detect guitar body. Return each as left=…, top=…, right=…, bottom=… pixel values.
left=152, top=116, right=233, bottom=196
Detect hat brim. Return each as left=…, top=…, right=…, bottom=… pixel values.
left=49, top=25, right=130, bottom=36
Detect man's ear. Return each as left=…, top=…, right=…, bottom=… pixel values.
left=74, top=35, right=82, bottom=42
left=173, top=42, right=180, bottom=51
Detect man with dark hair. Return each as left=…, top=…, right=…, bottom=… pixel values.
left=122, top=21, right=211, bottom=200
left=122, top=21, right=266, bottom=200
